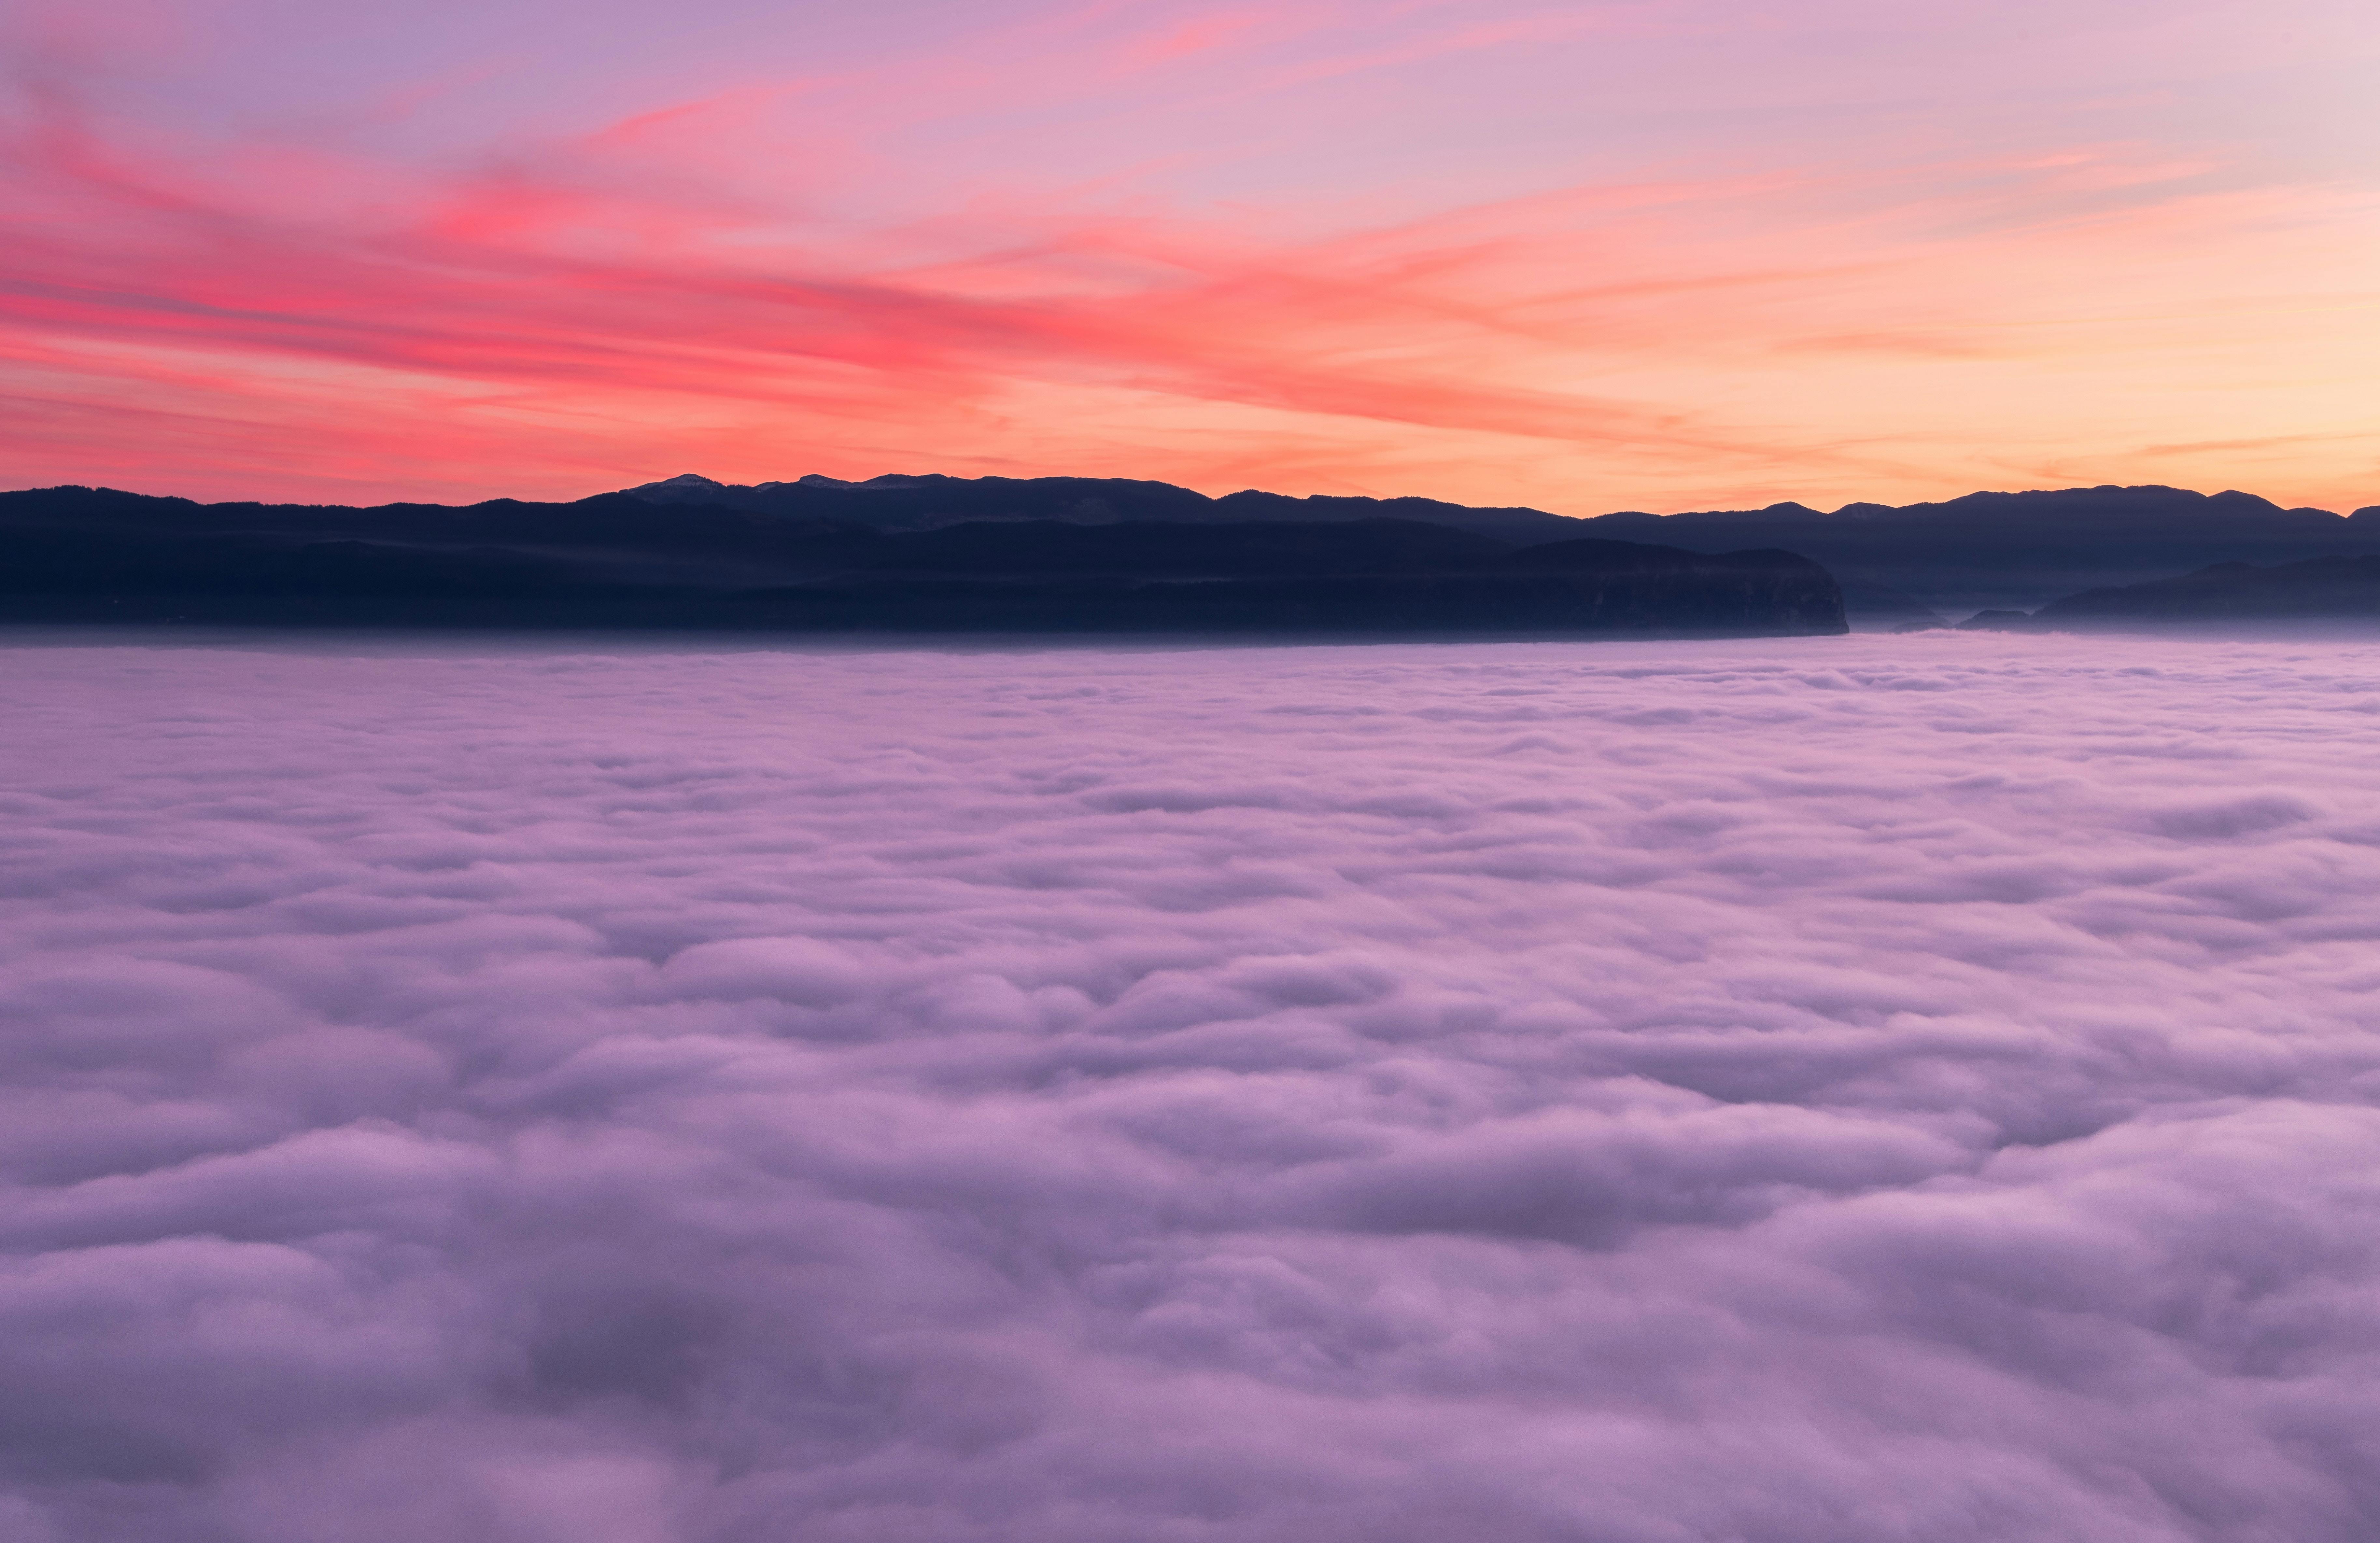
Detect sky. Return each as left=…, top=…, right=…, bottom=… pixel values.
left=3, top=0, right=2378, bottom=511
left=6, top=632, right=2380, bottom=1539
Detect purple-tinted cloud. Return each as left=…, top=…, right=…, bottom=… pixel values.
left=4, top=633, right=2380, bottom=1539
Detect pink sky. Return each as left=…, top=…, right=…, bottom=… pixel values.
left=3, top=0, right=2376, bottom=512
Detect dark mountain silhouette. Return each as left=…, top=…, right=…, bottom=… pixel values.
left=1571, top=486, right=2380, bottom=616
left=863, top=517, right=1508, bottom=576
left=17, top=470, right=2375, bottom=635
left=624, top=472, right=1583, bottom=545
left=0, top=486, right=1844, bottom=638
left=620, top=474, right=2380, bottom=621
left=2023, top=555, right=2380, bottom=626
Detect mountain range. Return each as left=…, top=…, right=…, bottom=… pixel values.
left=7, top=471, right=2380, bottom=636
left=624, top=474, right=2380, bottom=623
left=0, top=485, right=1844, bottom=638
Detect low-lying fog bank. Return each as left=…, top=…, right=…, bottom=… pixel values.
left=5, top=634, right=2379, bottom=1541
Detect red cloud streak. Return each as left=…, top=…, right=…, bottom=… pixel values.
left=4, top=33, right=2376, bottom=511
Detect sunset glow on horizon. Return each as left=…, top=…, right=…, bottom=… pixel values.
left=5, top=0, right=2377, bottom=512
left=19, top=12, right=2380, bottom=1533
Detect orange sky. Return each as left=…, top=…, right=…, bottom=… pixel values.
left=4, top=0, right=2377, bottom=513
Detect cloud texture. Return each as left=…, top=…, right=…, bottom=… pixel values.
left=5, top=632, right=2380, bottom=1540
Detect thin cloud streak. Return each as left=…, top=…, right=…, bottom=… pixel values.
left=2, top=2, right=2377, bottom=508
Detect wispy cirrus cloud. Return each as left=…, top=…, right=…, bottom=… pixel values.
left=2, top=1, right=2376, bottom=509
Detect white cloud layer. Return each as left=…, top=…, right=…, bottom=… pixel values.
left=5, top=632, right=2380, bottom=1541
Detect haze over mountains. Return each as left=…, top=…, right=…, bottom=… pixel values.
left=2024, top=556, right=2380, bottom=628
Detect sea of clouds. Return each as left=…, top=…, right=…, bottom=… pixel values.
left=4, top=632, right=2380, bottom=1542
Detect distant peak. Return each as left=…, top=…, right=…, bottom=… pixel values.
left=654, top=473, right=722, bottom=487
left=2205, top=488, right=2284, bottom=511
left=768, top=473, right=936, bottom=491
